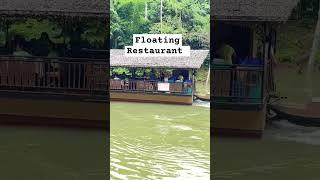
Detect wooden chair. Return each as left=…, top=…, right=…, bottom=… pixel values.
left=213, top=70, right=231, bottom=97
left=170, top=83, right=183, bottom=93
left=0, top=61, right=8, bottom=86
left=110, top=79, right=122, bottom=90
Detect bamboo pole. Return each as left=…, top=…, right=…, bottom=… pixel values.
left=145, top=0, right=148, bottom=20
left=205, top=63, right=210, bottom=94
left=160, top=0, right=163, bottom=33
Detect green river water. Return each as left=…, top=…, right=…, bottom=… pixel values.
left=2, top=101, right=320, bottom=179
left=0, top=126, right=107, bottom=179
left=111, top=102, right=210, bottom=179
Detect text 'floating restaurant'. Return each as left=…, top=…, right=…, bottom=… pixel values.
left=110, top=49, right=209, bottom=105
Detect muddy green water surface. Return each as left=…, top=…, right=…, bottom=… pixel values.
left=0, top=127, right=107, bottom=179
left=111, top=102, right=210, bottom=179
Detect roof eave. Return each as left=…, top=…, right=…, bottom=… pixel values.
left=110, top=65, right=201, bottom=69
left=0, top=10, right=109, bottom=19
left=212, top=15, right=288, bottom=22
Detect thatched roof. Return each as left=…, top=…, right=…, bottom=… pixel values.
left=0, top=0, right=108, bottom=18
left=110, top=49, right=209, bottom=69
left=212, top=0, right=300, bottom=21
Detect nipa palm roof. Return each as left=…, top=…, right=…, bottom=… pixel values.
left=0, top=0, right=108, bottom=18
left=212, top=0, right=300, bottom=21
left=110, top=49, right=209, bottom=69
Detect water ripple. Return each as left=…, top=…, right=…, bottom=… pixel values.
left=111, top=137, right=209, bottom=179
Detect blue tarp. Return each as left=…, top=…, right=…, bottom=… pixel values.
left=238, top=57, right=263, bottom=66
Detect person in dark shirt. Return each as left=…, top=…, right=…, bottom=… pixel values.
left=160, top=72, right=165, bottom=81
left=33, top=32, right=53, bottom=57
left=150, top=69, right=156, bottom=80
left=120, top=72, right=127, bottom=80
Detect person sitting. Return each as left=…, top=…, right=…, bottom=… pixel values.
left=111, top=73, right=115, bottom=79
left=32, top=32, right=53, bottom=57
left=113, top=75, right=120, bottom=80
left=176, top=75, right=184, bottom=82
left=217, top=40, right=237, bottom=65
left=169, top=75, right=177, bottom=82
left=13, top=40, right=31, bottom=57
left=142, top=72, right=147, bottom=79
left=160, top=72, right=165, bottom=81
left=119, top=72, right=127, bottom=80
left=150, top=70, right=156, bottom=80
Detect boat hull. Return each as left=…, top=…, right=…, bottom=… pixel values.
left=212, top=104, right=266, bottom=138
left=0, top=97, right=108, bottom=129
left=270, top=104, right=320, bottom=127
left=111, top=92, right=193, bottom=105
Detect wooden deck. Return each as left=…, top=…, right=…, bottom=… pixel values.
left=111, top=91, right=193, bottom=105
left=212, top=104, right=267, bottom=138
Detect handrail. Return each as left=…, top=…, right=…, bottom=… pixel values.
left=0, top=55, right=108, bottom=62
left=212, top=66, right=264, bottom=103
left=110, top=79, right=192, bottom=95
left=0, top=59, right=108, bottom=100
left=212, top=64, right=263, bottom=71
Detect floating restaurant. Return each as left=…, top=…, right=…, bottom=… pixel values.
left=211, top=0, right=300, bottom=137
left=0, top=0, right=108, bottom=128
left=110, top=49, right=209, bottom=105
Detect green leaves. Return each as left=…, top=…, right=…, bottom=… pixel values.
left=9, top=19, right=63, bottom=43
left=111, top=0, right=210, bottom=49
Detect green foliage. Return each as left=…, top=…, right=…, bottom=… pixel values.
left=9, top=19, right=63, bottom=43
left=297, top=0, right=319, bottom=18
left=277, top=20, right=320, bottom=64
left=111, top=0, right=151, bottom=48
left=111, top=67, right=131, bottom=75
left=81, top=21, right=108, bottom=48
left=111, top=0, right=210, bottom=49
left=0, top=18, right=107, bottom=48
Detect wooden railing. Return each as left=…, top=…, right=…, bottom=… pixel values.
left=110, top=79, right=193, bottom=95
left=212, top=65, right=264, bottom=104
left=0, top=55, right=108, bottom=100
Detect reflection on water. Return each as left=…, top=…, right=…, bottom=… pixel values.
left=214, top=119, right=320, bottom=180
left=193, top=99, right=210, bottom=108
left=0, top=127, right=107, bottom=179
left=111, top=102, right=210, bottom=179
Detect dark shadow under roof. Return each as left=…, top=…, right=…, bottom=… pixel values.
left=111, top=49, right=209, bottom=69
left=0, top=0, right=108, bottom=18
left=212, top=0, right=300, bottom=21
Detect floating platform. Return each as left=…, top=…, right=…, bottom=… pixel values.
left=0, top=97, right=108, bottom=129
left=111, top=92, right=193, bottom=105
left=212, top=104, right=267, bottom=138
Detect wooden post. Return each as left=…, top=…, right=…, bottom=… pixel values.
left=192, top=69, right=195, bottom=101
left=262, top=23, right=269, bottom=102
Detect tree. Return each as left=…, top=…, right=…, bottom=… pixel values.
left=306, top=0, right=320, bottom=100
left=110, top=0, right=210, bottom=50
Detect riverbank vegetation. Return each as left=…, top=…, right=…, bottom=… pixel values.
left=111, top=0, right=210, bottom=49
left=0, top=18, right=108, bottom=58
left=111, top=0, right=210, bottom=96
left=275, top=0, right=320, bottom=103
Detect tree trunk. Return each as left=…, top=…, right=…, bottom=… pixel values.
left=160, top=0, right=163, bottom=33
left=306, top=1, right=320, bottom=101
left=206, top=63, right=210, bottom=94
